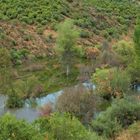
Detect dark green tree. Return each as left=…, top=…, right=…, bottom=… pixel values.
left=129, top=17, right=140, bottom=83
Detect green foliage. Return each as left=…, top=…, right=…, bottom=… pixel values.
left=80, top=30, right=90, bottom=38
left=113, top=40, right=135, bottom=67
left=92, top=68, right=131, bottom=99
left=56, top=19, right=79, bottom=76
left=0, top=0, right=139, bottom=44
left=6, top=90, right=24, bottom=108
left=128, top=17, right=140, bottom=82
left=0, top=0, right=68, bottom=25
left=0, top=114, right=43, bottom=140
left=11, top=49, right=29, bottom=65
left=0, top=47, right=13, bottom=94
left=13, top=75, right=44, bottom=98
left=134, top=17, right=140, bottom=58
left=34, top=113, right=102, bottom=140
left=57, top=19, right=79, bottom=52
left=91, top=98, right=140, bottom=138
left=85, top=0, right=139, bottom=38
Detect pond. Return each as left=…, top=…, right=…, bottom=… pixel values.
left=0, top=83, right=139, bottom=122
left=0, top=90, right=63, bottom=122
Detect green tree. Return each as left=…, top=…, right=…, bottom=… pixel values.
left=133, top=17, right=140, bottom=82
left=128, top=17, right=140, bottom=82
left=134, top=18, right=140, bottom=61
left=56, top=19, right=79, bottom=77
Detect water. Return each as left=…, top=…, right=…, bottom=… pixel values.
left=0, top=90, right=63, bottom=122
left=0, top=84, right=139, bottom=122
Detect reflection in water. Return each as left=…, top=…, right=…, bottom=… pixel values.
left=5, top=107, right=39, bottom=122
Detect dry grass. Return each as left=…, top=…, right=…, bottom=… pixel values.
left=115, top=122, right=140, bottom=140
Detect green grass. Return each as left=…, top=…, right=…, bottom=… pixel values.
left=14, top=56, right=80, bottom=96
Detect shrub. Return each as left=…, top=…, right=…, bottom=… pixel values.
left=0, top=0, right=68, bottom=25
left=80, top=30, right=90, bottom=38
left=0, top=114, right=43, bottom=140
left=13, top=76, right=44, bottom=98
left=56, top=85, right=97, bottom=124
left=11, top=49, right=29, bottom=65
left=6, top=90, right=24, bottom=108
left=34, top=113, right=102, bottom=140
left=113, top=40, right=135, bottom=67
left=92, top=68, right=131, bottom=100
left=91, top=98, right=140, bottom=138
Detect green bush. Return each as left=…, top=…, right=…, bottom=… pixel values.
left=91, top=98, right=140, bottom=138
left=0, top=0, right=68, bottom=25
left=80, top=30, right=90, bottom=38
left=0, top=114, right=43, bottom=140
left=92, top=68, right=131, bottom=100
left=6, top=90, right=24, bottom=108
left=113, top=40, right=135, bottom=67
left=11, top=49, right=29, bottom=65
left=13, top=76, right=44, bottom=98
left=34, top=113, right=103, bottom=140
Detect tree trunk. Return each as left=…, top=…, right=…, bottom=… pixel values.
left=66, top=64, right=70, bottom=77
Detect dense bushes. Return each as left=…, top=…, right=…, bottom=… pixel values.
left=0, top=114, right=43, bottom=140
left=0, top=0, right=139, bottom=43
left=92, top=68, right=131, bottom=100
left=0, top=0, right=69, bottom=25
left=113, top=40, right=135, bottom=67
left=91, top=98, right=140, bottom=138
left=85, top=0, right=139, bottom=39
left=34, top=113, right=103, bottom=140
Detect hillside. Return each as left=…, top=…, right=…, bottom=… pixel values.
left=0, top=0, right=139, bottom=56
